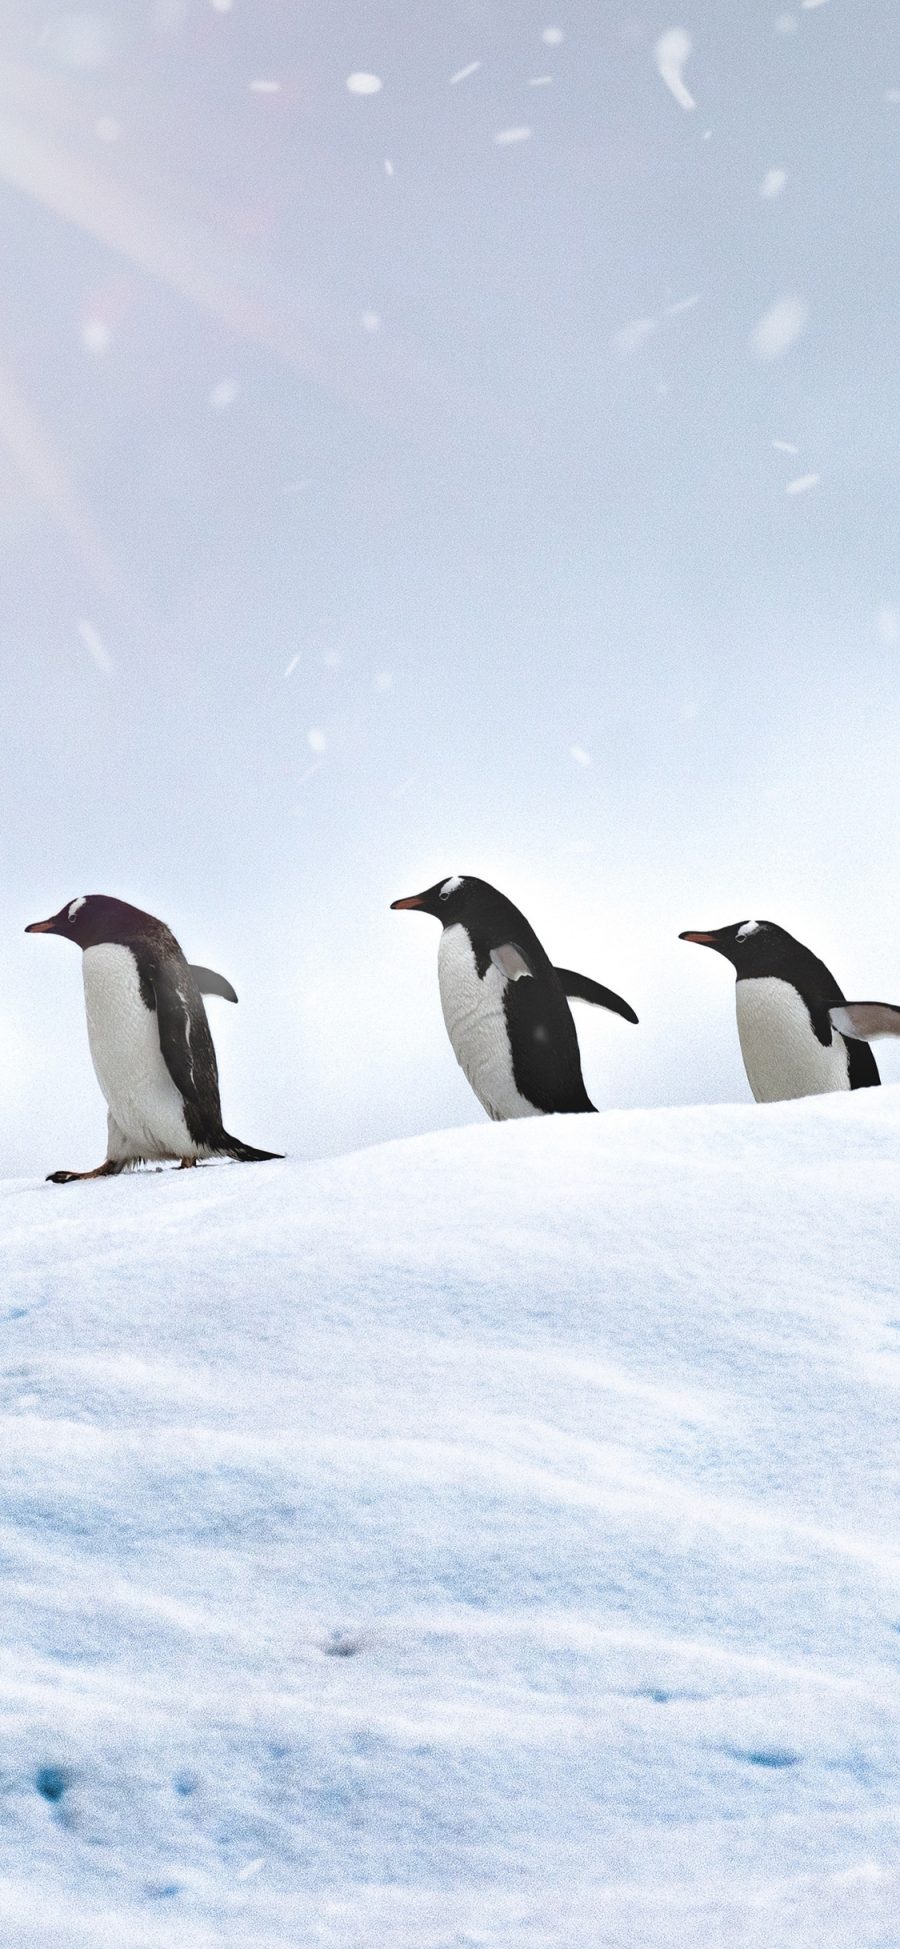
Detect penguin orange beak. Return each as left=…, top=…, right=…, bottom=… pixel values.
left=390, top=893, right=426, bottom=910
left=25, top=916, right=57, bottom=934
left=679, top=931, right=718, bottom=946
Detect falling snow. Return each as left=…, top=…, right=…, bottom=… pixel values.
left=750, top=295, right=809, bottom=361
left=449, top=61, right=481, bottom=85
left=541, top=27, right=565, bottom=46
left=307, top=728, right=327, bottom=752
left=772, top=439, right=800, bottom=453
left=570, top=745, right=591, bottom=766
left=760, top=168, right=788, bottom=198
left=612, top=317, right=657, bottom=356
left=654, top=29, right=696, bottom=111
left=80, top=318, right=111, bottom=355
left=785, top=472, right=820, bottom=495
left=76, top=618, right=113, bottom=673
left=346, top=72, right=383, bottom=96
left=360, top=311, right=381, bottom=333
left=209, top=378, right=238, bottom=409
left=249, top=79, right=281, bottom=94
left=494, top=126, right=532, bottom=146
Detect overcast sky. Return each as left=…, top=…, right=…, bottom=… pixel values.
left=2, top=0, right=900, bottom=1177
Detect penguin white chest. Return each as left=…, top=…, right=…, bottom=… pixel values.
left=735, top=976, right=850, bottom=1103
left=437, top=924, right=543, bottom=1120
left=82, top=944, right=196, bottom=1159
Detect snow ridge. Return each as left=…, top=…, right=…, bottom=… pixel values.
left=1, top=1094, right=899, bottom=1945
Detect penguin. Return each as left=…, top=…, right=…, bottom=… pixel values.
left=679, top=919, right=880, bottom=1102
left=391, top=874, right=637, bottom=1119
left=26, top=895, right=282, bottom=1180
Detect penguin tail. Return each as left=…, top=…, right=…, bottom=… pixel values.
left=219, top=1133, right=284, bottom=1163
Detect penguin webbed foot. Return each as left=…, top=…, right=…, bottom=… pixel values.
left=46, top=1160, right=123, bottom=1184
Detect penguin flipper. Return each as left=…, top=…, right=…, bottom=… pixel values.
left=556, top=969, right=639, bottom=1024
left=824, top=1003, right=882, bottom=1089
left=490, top=943, right=534, bottom=981
left=189, top=964, right=238, bottom=1003
left=830, top=1001, right=900, bottom=1041
left=151, top=960, right=226, bottom=1139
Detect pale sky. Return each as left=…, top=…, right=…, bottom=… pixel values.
left=2, top=0, right=900, bottom=1176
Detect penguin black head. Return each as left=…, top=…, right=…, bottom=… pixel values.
left=26, top=895, right=164, bottom=952
left=678, top=920, right=804, bottom=978
left=391, top=875, right=480, bottom=926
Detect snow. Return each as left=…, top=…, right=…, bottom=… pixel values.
left=2, top=1093, right=899, bottom=1945
left=750, top=296, right=809, bottom=362
left=346, top=73, right=382, bottom=97
left=494, top=127, right=532, bottom=148
left=760, top=168, right=788, bottom=199
left=611, top=316, right=657, bottom=357
left=209, top=379, right=239, bottom=410
left=76, top=618, right=113, bottom=674
left=654, top=29, right=696, bottom=113
left=786, top=472, right=820, bottom=496
left=81, top=318, right=112, bottom=355
left=449, top=62, right=481, bottom=86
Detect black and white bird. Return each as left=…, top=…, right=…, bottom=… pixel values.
left=391, top=874, right=637, bottom=1119
left=679, top=918, right=880, bottom=1102
left=26, top=895, right=282, bottom=1180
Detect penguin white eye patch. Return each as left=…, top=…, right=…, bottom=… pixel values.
left=68, top=896, right=87, bottom=921
left=736, top=919, right=761, bottom=938
left=440, top=876, right=463, bottom=899
left=490, top=943, right=533, bottom=982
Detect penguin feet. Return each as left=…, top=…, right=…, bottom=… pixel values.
left=46, top=1160, right=124, bottom=1184
left=178, top=1158, right=198, bottom=1170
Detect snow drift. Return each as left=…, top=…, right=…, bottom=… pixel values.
left=1, top=1091, right=899, bottom=1947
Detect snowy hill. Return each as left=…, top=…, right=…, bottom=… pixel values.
left=2, top=1094, right=899, bottom=1948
